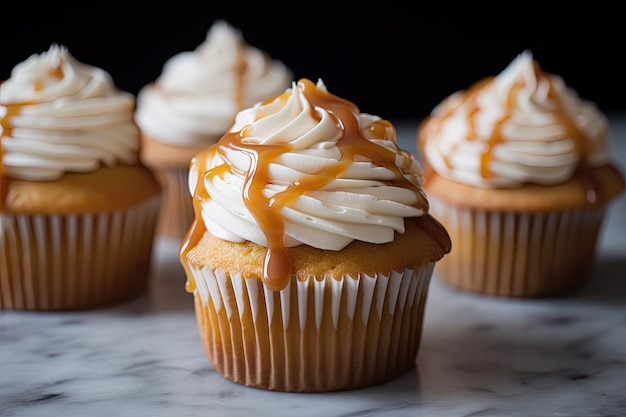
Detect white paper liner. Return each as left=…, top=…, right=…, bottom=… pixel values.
left=429, top=197, right=607, bottom=297
left=192, top=265, right=434, bottom=330
left=190, top=263, right=435, bottom=392
left=153, top=166, right=194, bottom=240
left=0, top=195, right=161, bottom=310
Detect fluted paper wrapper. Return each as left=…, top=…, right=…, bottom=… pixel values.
left=429, top=197, right=608, bottom=297
left=0, top=196, right=160, bottom=311
left=190, top=263, right=435, bottom=392
left=152, top=167, right=194, bottom=241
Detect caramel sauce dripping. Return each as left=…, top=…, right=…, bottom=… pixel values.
left=424, top=60, right=600, bottom=204
left=476, top=79, right=523, bottom=180
left=1, top=62, right=65, bottom=213
left=419, top=78, right=492, bottom=182
left=0, top=102, right=28, bottom=214
left=180, top=78, right=451, bottom=292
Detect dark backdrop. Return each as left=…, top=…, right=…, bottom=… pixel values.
left=2, top=5, right=625, bottom=121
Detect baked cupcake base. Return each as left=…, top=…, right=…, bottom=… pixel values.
left=0, top=164, right=162, bottom=311
left=181, top=217, right=449, bottom=392
left=151, top=166, right=194, bottom=240
left=423, top=165, right=625, bottom=297
left=140, top=134, right=218, bottom=240
left=0, top=195, right=160, bottom=310
left=191, top=263, right=434, bottom=392
left=429, top=198, right=605, bottom=297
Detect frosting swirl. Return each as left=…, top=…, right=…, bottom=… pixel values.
left=190, top=78, right=428, bottom=249
left=419, top=50, right=610, bottom=188
left=135, top=20, right=293, bottom=147
left=184, top=78, right=436, bottom=290
left=0, top=44, right=139, bottom=181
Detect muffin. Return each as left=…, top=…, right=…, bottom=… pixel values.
left=135, top=19, right=293, bottom=240
left=417, top=50, right=625, bottom=298
left=0, top=44, right=161, bottom=311
left=179, top=78, right=451, bottom=392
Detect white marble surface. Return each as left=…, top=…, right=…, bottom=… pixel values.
left=1, top=114, right=625, bottom=417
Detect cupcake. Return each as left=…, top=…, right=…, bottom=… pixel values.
left=179, top=78, right=451, bottom=392
left=135, top=19, right=293, bottom=240
left=0, top=44, right=161, bottom=311
left=417, top=50, right=625, bottom=298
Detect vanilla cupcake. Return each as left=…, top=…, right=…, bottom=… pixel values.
left=418, top=50, right=625, bottom=298
left=179, top=78, right=451, bottom=392
left=0, top=45, right=161, bottom=311
left=135, top=19, right=293, bottom=240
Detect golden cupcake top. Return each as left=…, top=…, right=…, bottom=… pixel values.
left=181, top=78, right=450, bottom=291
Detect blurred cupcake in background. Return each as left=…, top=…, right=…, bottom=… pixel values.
left=135, top=19, right=293, bottom=241
left=417, top=50, right=625, bottom=298
left=0, top=44, right=162, bottom=311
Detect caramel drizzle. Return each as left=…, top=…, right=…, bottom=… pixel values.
left=180, top=78, right=450, bottom=292
left=1, top=63, right=65, bottom=213
left=427, top=60, right=599, bottom=204
left=0, top=101, right=28, bottom=214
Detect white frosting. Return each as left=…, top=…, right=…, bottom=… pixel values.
left=421, top=50, right=610, bottom=188
left=0, top=44, right=139, bottom=181
left=134, top=20, right=293, bottom=147
left=189, top=79, right=426, bottom=251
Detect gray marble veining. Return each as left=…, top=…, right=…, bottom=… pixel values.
left=1, top=115, right=625, bottom=417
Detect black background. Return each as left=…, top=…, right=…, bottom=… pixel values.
left=2, top=4, right=625, bottom=121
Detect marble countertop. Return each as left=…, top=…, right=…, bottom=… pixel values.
left=2, top=114, right=625, bottom=417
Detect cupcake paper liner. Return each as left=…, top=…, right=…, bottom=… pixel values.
left=0, top=196, right=161, bottom=310
left=190, top=262, right=435, bottom=392
left=429, top=197, right=607, bottom=297
left=153, top=167, right=194, bottom=240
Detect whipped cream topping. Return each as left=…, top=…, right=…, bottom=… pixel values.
left=135, top=20, right=293, bottom=147
left=419, top=50, right=610, bottom=188
left=183, top=78, right=437, bottom=291
left=189, top=78, right=427, bottom=250
left=0, top=44, right=139, bottom=181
